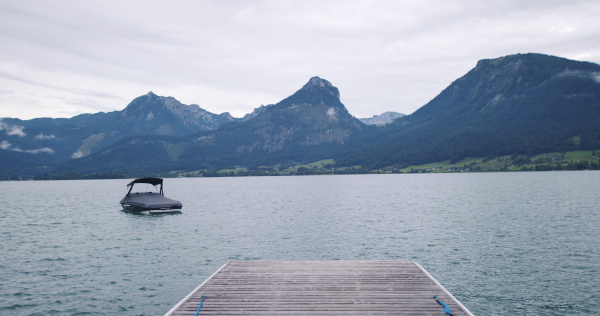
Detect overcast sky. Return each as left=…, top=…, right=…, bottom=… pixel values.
left=1, top=0, right=599, bottom=120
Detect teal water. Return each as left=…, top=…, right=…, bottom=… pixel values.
left=1, top=172, right=599, bottom=315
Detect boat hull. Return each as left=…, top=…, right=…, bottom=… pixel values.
left=120, top=192, right=182, bottom=214
left=121, top=203, right=182, bottom=214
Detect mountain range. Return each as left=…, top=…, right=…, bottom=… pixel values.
left=340, top=53, right=600, bottom=168
left=1, top=53, right=599, bottom=177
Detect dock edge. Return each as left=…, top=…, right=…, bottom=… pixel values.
left=412, top=260, right=475, bottom=316
left=164, top=261, right=231, bottom=316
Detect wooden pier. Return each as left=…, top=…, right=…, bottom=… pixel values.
left=165, top=260, right=474, bottom=315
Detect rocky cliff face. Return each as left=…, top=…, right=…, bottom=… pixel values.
left=242, top=104, right=273, bottom=121
left=359, top=112, right=405, bottom=125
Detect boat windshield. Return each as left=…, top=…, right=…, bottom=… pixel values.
left=129, top=183, right=161, bottom=194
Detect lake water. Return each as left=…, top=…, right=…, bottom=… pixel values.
left=1, top=172, right=599, bottom=315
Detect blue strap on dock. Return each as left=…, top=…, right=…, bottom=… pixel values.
left=433, top=295, right=455, bottom=315
left=193, top=295, right=207, bottom=316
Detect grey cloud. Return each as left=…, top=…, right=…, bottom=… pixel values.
left=14, top=147, right=55, bottom=154
left=34, top=132, right=56, bottom=140
left=0, top=140, right=10, bottom=150
left=0, top=140, right=54, bottom=154
left=0, top=120, right=26, bottom=137
left=71, top=150, right=84, bottom=159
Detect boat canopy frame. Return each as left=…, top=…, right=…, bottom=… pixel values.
left=126, top=177, right=164, bottom=196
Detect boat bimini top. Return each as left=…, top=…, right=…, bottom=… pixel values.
left=126, top=177, right=165, bottom=196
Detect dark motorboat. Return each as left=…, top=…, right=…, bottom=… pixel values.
left=120, top=177, right=182, bottom=214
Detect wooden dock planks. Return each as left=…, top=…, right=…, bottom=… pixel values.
left=165, top=260, right=474, bottom=315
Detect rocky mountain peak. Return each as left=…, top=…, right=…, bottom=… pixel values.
left=118, top=92, right=235, bottom=135
left=300, top=76, right=340, bottom=99
left=228, top=76, right=365, bottom=154
left=303, top=76, right=333, bottom=88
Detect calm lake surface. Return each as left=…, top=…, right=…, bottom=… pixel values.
left=1, top=172, right=599, bottom=315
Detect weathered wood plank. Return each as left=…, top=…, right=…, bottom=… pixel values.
left=165, top=260, right=474, bottom=316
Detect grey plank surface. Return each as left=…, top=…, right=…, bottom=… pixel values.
left=166, top=260, right=474, bottom=315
